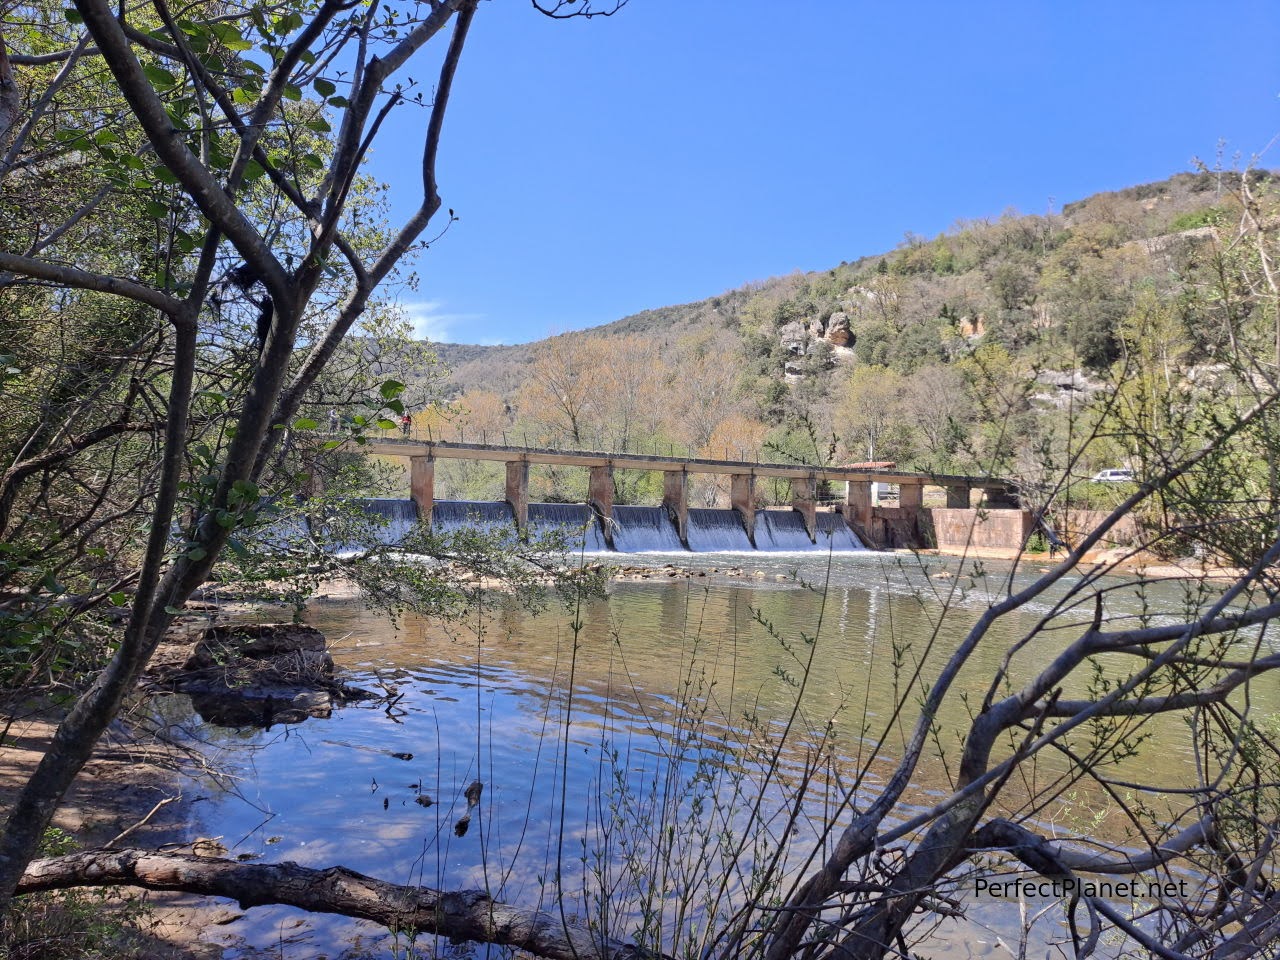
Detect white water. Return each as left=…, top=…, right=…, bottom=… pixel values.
left=431, top=499, right=515, bottom=534
left=685, top=508, right=755, bottom=551
left=527, top=502, right=609, bottom=551
left=754, top=510, right=818, bottom=550
left=609, top=505, right=688, bottom=552
left=816, top=511, right=864, bottom=550
left=338, top=500, right=867, bottom=554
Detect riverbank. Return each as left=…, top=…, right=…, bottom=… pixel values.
left=0, top=701, right=229, bottom=959
left=922, top=543, right=1245, bottom=581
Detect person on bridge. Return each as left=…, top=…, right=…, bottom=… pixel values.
left=400, top=412, right=412, bottom=438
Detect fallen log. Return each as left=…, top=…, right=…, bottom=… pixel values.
left=18, top=847, right=654, bottom=960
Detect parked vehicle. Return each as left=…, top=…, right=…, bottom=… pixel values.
left=1090, top=468, right=1134, bottom=483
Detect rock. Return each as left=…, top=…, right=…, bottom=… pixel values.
left=825, top=312, right=852, bottom=347
left=183, top=623, right=327, bottom=671
left=958, top=315, right=986, bottom=338
left=779, top=320, right=809, bottom=355
left=149, top=622, right=375, bottom=728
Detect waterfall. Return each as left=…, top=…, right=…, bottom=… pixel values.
left=816, top=512, right=864, bottom=550
left=527, top=502, right=608, bottom=552
left=328, top=499, right=867, bottom=554
left=609, top=505, right=687, bottom=552
left=431, top=500, right=515, bottom=534
left=754, top=510, right=819, bottom=551
left=355, top=498, right=418, bottom=543
left=685, top=508, right=755, bottom=552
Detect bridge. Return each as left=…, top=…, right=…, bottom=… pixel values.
left=353, top=436, right=1019, bottom=550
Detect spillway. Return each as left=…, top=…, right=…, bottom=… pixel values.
left=431, top=500, right=515, bottom=535
left=816, top=511, right=864, bottom=550
left=339, top=499, right=867, bottom=554
left=685, top=508, right=755, bottom=552
left=609, top=505, right=688, bottom=552
left=754, top=510, right=819, bottom=551
left=356, top=498, right=418, bottom=543
left=527, top=502, right=608, bottom=552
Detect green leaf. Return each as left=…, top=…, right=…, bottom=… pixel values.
left=142, top=63, right=178, bottom=89
left=281, top=83, right=302, bottom=102
left=293, top=417, right=318, bottom=430
left=185, top=546, right=208, bottom=561
left=152, top=165, right=180, bottom=185
left=63, top=7, right=82, bottom=23
left=108, top=591, right=129, bottom=606
left=305, top=117, right=331, bottom=134
left=242, top=158, right=267, bottom=181
left=313, top=77, right=335, bottom=97
left=322, top=439, right=342, bottom=450
left=376, top=418, right=397, bottom=430
left=209, top=22, right=252, bottom=51
left=379, top=379, right=406, bottom=400
left=327, top=95, right=350, bottom=108
left=164, top=605, right=184, bottom=615
left=385, top=398, right=404, bottom=415
left=227, top=538, right=249, bottom=559
left=232, top=87, right=255, bottom=106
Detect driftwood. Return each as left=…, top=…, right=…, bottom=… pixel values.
left=17, top=847, right=654, bottom=960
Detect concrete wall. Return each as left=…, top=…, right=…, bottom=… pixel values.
left=1057, top=509, right=1139, bottom=548
left=930, top=508, right=1034, bottom=551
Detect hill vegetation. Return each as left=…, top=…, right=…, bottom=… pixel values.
left=419, top=169, right=1277, bottom=515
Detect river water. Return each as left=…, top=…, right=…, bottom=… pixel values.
left=169, top=551, right=1280, bottom=959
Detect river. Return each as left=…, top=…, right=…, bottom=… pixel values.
left=164, top=550, right=1280, bottom=959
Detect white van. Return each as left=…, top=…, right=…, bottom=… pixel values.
left=1090, top=468, right=1134, bottom=483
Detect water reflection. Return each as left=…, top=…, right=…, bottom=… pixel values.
left=173, top=552, right=1280, bottom=959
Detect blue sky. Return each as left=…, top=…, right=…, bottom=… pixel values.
left=367, top=1, right=1280, bottom=346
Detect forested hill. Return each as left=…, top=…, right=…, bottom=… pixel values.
left=437, top=171, right=1246, bottom=386
left=418, top=169, right=1275, bottom=497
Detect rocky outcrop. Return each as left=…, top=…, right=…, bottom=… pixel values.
left=779, top=320, right=808, bottom=355
left=958, top=315, right=986, bottom=338
left=778, top=313, right=855, bottom=378
left=1031, top=369, right=1105, bottom=408
left=826, top=312, right=851, bottom=346
left=148, top=623, right=374, bottom=727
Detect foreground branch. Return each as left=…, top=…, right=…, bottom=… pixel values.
left=18, top=848, right=654, bottom=960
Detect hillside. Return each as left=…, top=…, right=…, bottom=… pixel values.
left=413, top=169, right=1277, bottom=507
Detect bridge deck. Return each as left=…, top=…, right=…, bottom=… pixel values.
left=356, top=438, right=1009, bottom=488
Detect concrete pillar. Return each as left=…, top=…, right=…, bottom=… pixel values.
left=505, top=459, right=528, bottom=533
left=790, top=473, right=817, bottom=541
left=589, top=464, right=615, bottom=548
left=410, top=456, right=434, bottom=526
left=730, top=473, right=756, bottom=546
left=945, top=485, right=971, bottom=509
left=662, top=469, right=689, bottom=547
left=844, top=479, right=873, bottom=526
left=898, top=481, right=924, bottom=512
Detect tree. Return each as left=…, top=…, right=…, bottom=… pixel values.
left=0, top=0, right=493, bottom=899
left=517, top=334, right=605, bottom=447
left=837, top=364, right=913, bottom=464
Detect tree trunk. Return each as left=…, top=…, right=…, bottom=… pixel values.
left=17, top=848, right=656, bottom=960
